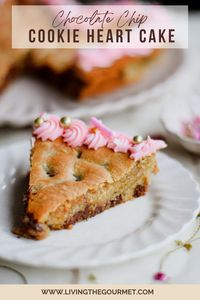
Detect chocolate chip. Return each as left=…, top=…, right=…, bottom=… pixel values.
left=133, top=185, right=147, bottom=198
left=77, top=150, right=82, bottom=158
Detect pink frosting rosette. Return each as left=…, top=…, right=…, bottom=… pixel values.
left=129, top=136, right=167, bottom=160
left=33, top=113, right=63, bottom=141
left=63, top=119, right=88, bottom=147
left=84, top=130, right=108, bottom=150
left=107, top=132, right=132, bottom=153
left=84, top=117, right=114, bottom=150
left=90, top=117, right=114, bottom=138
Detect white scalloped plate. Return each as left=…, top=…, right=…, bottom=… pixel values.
left=0, top=49, right=185, bottom=127
left=0, top=140, right=199, bottom=269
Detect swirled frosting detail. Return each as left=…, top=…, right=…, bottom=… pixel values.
left=33, top=114, right=63, bottom=141
left=107, top=133, right=132, bottom=153
left=129, top=136, right=167, bottom=160
left=90, top=117, right=114, bottom=138
left=32, top=114, right=167, bottom=158
left=63, top=119, right=88, bottom=147
left=84, top=129, right=108, bottom=150
left=84, top=117, right=113, bottom=150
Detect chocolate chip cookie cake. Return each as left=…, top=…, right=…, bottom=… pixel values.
left=1, top=1, right=162, bottom=100
left=13, top=114, right=166, bottom=239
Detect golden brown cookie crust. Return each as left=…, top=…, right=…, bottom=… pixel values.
left=14, top=137, right=158, bottom=239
